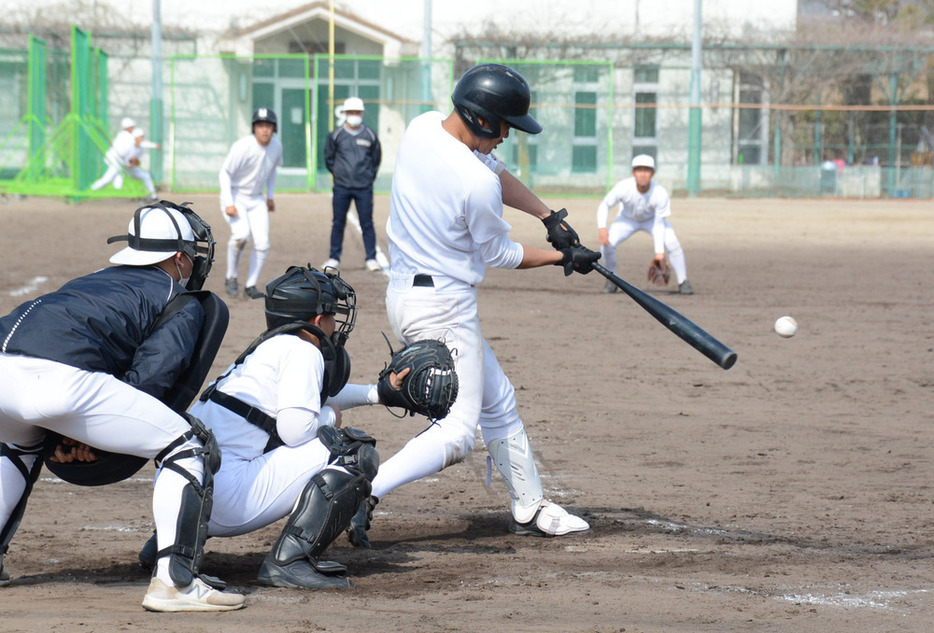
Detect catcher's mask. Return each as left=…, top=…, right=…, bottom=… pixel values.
left=264, top=265, right=357, bottom=341
left=107, top=200, right=215, bottom=291
left=451, top=63, right=542, bottom=140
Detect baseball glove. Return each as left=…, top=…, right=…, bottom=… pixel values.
left=128, top=157, right=141, bottom=167
left=647, top=259, right=670, bottom=286
left=377, top=337, right=459, bottom=420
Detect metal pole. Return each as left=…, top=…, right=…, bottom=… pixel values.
left=420, top=0, right=432, bottom=113
left=151, top=0, right=164, bottom=186
left=686, top=0, right=702, bottom=196
left=328, top=0, right=335, bottom=128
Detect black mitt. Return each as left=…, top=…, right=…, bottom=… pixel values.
left=377, top=338, right=459, bottom=420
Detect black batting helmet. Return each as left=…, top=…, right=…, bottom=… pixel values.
left=451, top=63, right=542, bottom=139
left=264, top=265, right=357, bottom=340
left=252, top=107, right=277, bottom=133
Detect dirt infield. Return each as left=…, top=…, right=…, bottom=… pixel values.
left=1, top=192, right=932, bottom=632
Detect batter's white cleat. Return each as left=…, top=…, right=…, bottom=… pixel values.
left=509, top=500, right=591, bottom=537
left=365, top=258, right=381, bottom=272
left=142, top=577, right=245, bottom=612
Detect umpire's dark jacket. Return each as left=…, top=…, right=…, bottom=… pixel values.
left=324, top=125, right=381, bottom=189
left=0, top=265, right=202, bottom=400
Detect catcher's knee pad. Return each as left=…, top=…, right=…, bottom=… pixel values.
left=153, top=414, right=218, bottom=587
left=0, top=442, right=43, bottom=556
left=268, top=464, right=374, bottom=565
left=486, top=427, right=544, bottom=521
left=316, top=426, right=379, bottom=481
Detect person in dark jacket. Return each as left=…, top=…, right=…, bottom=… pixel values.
left=0, top=202, right=245, bottom=612
left=323, top=97, right=382, bottom=273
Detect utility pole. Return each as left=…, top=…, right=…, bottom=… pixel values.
left=686, top=0, right=702, bottom=196
left=151, top=0, right=164, bottom=186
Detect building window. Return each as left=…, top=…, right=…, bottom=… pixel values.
left=572, top=67, right=600, bottom=173
left=633, top=66, right=659, bottom=158
left=737, top=75, right=765, bottom=165
left=634, top=92, right=657, bottom=138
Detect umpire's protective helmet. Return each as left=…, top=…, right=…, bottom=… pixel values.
left=264, top=265, right=357, bottom=341
left=452, top=63, right=542, bottom=139
left=252, top=107, right=277, bottom=133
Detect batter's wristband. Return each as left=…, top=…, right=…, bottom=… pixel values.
left=542, top=208, right=568, bottom=229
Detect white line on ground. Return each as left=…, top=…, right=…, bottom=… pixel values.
left=9, top=276, right=48, bottom=297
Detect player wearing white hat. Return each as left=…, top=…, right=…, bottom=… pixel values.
left=596, top=154, right=693, bottom=294
left=219, top=107, right=283, bottom=300
left=91, top=117, right=148, bottom=195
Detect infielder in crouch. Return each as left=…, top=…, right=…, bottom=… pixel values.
left=91, top=117, right=158, bottom=200
left=220, top=107, right=283, bottom=300
left=597, top=154, right=693, bottom=295
left=0, top=203, right=244, bottom=611
left=137, top=265, right=421, bottom=589
left=348, top=63, right=600, bottom=547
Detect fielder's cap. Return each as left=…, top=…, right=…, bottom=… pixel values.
left=132, top=127, right=145, bottom=138
left=631, top=154, right=656, bottom=170
left=343, top=97, right=365, bottom=112
left=110, top=206, right=194, bottom=266
left=121, top=117, right=136, bottom=129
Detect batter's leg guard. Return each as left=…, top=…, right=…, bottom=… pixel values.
left=152, top=415, right=221, bottom=588
left=487, top=428, right=591, bottom=538
left=0, top=441, right=44, bottom=586
left=258, top=427, right=378, bottom=589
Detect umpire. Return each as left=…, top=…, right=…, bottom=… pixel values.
left=323, top=97, right=382, bottom=273
left=0, top=202, right=244, bottom=612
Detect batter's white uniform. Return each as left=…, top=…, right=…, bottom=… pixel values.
left=377, top=111, right=588, bottom=535
left=219, top=135, right=283, bottom=288
left=597, top=177, right=688, bottom=284
left=189, top=333, right=378, bottom=537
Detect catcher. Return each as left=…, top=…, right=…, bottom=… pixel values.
left=136, top=264, right=457, bottom=590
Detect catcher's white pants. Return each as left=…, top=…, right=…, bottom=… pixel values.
left=601, top=216, right=687, bottom=284
left=223, top=193, right=270, bottom=288
left=374, top=273, right=526, bottom=499
left=0, top=353, right=205, bottom=587
left=207, top=438, right=334, bottom=537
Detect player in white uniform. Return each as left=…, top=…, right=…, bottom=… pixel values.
left=91, top=117, right=157, bottom=198
left=136, top=265, right=406, bottom=589
left=347, top=64, right=600, bottom=547
left=597, top=154, right=693, bottom=294
left=0, top=203, right=244, bottom=611
left=219, top=108, right=283, bottom=300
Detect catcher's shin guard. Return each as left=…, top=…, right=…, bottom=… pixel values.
left=259, top=446, right=378, bottom=589
left=153, top=415, right=220, bottom=588
left=0, top=442, right=44, bottom=584
left=487, top=428, right=590, bottom=537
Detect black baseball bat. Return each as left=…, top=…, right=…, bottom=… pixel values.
left=593, top=262, right=737, bottom=370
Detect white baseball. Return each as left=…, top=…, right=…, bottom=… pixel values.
left=774, top=316, right=798, bottom=338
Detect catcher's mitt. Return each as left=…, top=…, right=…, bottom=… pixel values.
left=377, top=337, right=459, bottom=420
left=647, top=259, right=670, bottom=286
left=128, top=157, right=141, bottom=167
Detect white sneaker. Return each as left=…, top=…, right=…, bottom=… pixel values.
left=509, top=500, right=591, bottom=537
left=142, top=577, right=245, bottom=612
left=322, top=258, right=340, bottom=272
left=114, top=175, right=124, bottom=190
left=365, top=259, right=381, bottom=272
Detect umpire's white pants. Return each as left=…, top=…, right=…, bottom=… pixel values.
left=0, top=354, right=205, bottom=585
left=373, top=273, right=524, bottom=499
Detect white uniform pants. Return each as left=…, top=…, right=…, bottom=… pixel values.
left=223, top=193, right=270, bottom=288
left=373, top=274, right=524, bottom=499
left=208, top=440, right=333, bottom=537
left=601, top=216, right=688, bottom=284
left=0, top=354, right=205, bottom=585
left=91, top=163, right=155, bottom=195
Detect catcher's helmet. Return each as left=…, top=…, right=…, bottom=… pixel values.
left=264, top=265, right=357, bottom=340
left=452, top=63, right=542, bottom=139
left=252, top=107, right=278, bottom=133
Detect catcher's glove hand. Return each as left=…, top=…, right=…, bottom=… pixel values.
left=377, top=336, right=459, bottom=420
left=647, top=259, right=670, bottom=286
left=128, top=157, right=141, bottom=167
left=542, top=208, right=580, bottom=250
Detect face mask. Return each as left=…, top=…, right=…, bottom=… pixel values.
left=175, top=254, right=192, bottom=289
left=345, top=114, right=363, bottom=128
